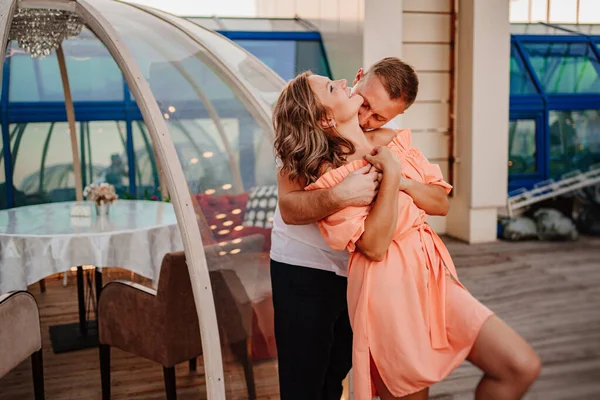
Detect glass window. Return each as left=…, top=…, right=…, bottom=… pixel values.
left=236, top=40, right=330, bottom=80
left=549, top=110, right=600, bottom=178
left=11, top=122, right=76, bottom=206
left=236, top=40, right=296, bottom=80
left=8, top=28, right=124, bottom=103
left=9, top=121, right=129, bottom=207
left=131, top=113, right=275, bottom=198
left=297, top=41, right=330, bottom=77
left=83, top=121, right=130, bottom=197
left=143, top=9, right=284, bottom=108
left=131, top=120, right=161, bottom=200
left=510, top=45, right=538, bottom=95
left=509, top=119, right=538, bottom=174
left=523, top=42, right=600, bottom=94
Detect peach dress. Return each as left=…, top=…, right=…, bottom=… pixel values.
left=305, top=130, right=494, bottom=399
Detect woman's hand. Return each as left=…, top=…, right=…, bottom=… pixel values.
left=355, top=146, right=402, bottom=262
left=364, top=146, right=402, bottom=177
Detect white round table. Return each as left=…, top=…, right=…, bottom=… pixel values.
left=0, top=200, right=184, bottom=352
left=0, top=200, right=183, bottom=295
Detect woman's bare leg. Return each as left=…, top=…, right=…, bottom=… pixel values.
left=468, top=316, right=541, bottom=400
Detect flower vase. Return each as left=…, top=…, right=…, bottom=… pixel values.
left=96, top=201, right=110, bottom=217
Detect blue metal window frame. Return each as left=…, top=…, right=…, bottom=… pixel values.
left=509, top=25, right=600, bottom=191
left=217, top=30, right=333, bottom=79
left=508, top=112, right=545, bottom=192
left=1, top=45, right=14, bottom=208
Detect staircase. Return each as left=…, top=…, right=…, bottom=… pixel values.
left=507, top=164, right=600, bottom=217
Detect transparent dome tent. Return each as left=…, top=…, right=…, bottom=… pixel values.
left=0, top=0, right=285, bottom=398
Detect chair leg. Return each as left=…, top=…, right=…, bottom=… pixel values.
left=31, top=349, right=45, bottom=400
left=189, top=358, right=197, bottom=372
left=163, top=366, right=177, bottom=400
left=39, top=279, right=46, bottom=294
left=232, top=339, right=256, bottom=400
left=99, top=344, right=111, bottom=400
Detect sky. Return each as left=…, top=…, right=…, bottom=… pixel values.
left=122, top=0, right=600, bottom=23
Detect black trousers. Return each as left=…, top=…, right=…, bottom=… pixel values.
left=270, top=259, right=353, bottom=400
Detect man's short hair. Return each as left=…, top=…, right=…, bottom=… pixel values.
left=365, top=57, right=419, bottom=108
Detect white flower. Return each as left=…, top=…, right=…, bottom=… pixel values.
left=84, top=182, right=118, bottom=203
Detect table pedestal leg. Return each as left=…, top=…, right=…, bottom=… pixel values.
left=77, top=266, right=87, bottom=336
left=49, top=266, right=103, bottom=353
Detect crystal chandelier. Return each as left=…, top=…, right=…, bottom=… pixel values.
left=9, top=8, right=84, bottom=59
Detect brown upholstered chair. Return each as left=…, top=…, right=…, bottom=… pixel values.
left=98, top=234, right=266, bottom=400
left=0, top=291, right=45, bottom=400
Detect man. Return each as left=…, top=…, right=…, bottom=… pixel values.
left=270, top=57, right=448, bottom=400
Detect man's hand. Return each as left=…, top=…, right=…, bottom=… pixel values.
left=277, top=164, right=379, bottom=225
left=333, top=164, right=379, bottom=208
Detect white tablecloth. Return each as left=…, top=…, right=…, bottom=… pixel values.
left=0, top=200, right=183, bottom=294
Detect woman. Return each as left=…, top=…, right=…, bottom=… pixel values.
left=272, top=71, right=541, bottom=400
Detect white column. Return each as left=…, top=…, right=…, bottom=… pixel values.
left=363, top=0, right=403, bottom=67
left=447, top=0, right=510, bottom=243
left=363, top=0, right=404, bottom=128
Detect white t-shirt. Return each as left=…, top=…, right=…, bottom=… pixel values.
left=270, top=119, right=399, bottom=276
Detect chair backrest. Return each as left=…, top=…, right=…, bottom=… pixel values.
left=156, top=252, right=201, bottom=331
left=0, top=291, right=41, bottom=379
left=155, top=252, right=204, bottom=364
left=155, top=238, right=264, bottom=351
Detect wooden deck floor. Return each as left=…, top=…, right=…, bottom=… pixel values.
left=1, top=236, right=599, bottom=399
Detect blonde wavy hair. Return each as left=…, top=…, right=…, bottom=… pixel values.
left=273, top=71, right=355, bottom=185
